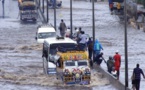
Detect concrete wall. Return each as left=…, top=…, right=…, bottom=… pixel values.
left=93, top=64, right=131, bottom=90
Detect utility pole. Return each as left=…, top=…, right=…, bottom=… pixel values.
left=54, top=0, right=56, bottom=30
left=38, top=0, right=40, bottom=7
left=70, top=0, right=73, bottom=36
left=2, top=0, right=5, bottom=18
left=42, top=0, right=44, bottom=13
left=46, top=0, right=49, bottom=23
left=124, top=0, right=128, bottom=89
left=92, top=0, right=95, bottom=61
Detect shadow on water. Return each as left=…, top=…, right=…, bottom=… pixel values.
left=20, top=20, right=37, bottom=25
left=0, top=16, right=10, bottom=18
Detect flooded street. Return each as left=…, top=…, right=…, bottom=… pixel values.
left=0, top=0, right=145, bottom=90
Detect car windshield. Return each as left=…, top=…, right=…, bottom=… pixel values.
left=65, top=61, right=75, bottom=66
left=22, top=6, right=36, bottom=10
left=78, top=61, right=87, bottom=66
left=38, top=32, right=56, bottom=39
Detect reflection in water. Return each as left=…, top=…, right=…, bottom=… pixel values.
left=50, top=86, right=91, bottom=90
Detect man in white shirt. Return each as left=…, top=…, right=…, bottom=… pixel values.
left=72, top=27, right=79, bottom=39
left=79, top=31, right=88, bottom=44
left=65, top=27, right=71, bottom=37
left=78, top=31, right=88, bottom=50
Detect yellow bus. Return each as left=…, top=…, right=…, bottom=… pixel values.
left=43, top=37, right=91, bottom=84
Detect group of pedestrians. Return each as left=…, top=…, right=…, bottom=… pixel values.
left=93, top=48, right=121, bottom=80
left=59, top=19, right=79, bottom=38
left=59, top=19, right=89, bottom=50
left=88, top=39, right=145, bottom=90
left=58, top=19, right=145, bottom=90
left=109, top=2, right=121, bottom=14
left=105, top=51, right=145, bottom=90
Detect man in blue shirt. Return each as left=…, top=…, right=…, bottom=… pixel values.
left=78, top=31, right=88, bottom=50
left=133, top=64, right=145, bottom=90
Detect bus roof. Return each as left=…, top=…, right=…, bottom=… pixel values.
left=57, top=51, right=89, bottom=61
left=20, top=1, right=35, bottom=6
left=38, top=27, right=55, bottom=33
left=44, top=37, right=77, bottom=45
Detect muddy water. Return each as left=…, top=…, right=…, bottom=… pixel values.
left=0, top=20, right=114, bottom=89
left=0, top=68, right=109, bottom=87
left=0, top=37, right=112, bottom=89
left=0, top=0, right=121, bottom=90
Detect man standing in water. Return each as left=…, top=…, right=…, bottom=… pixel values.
left=59, top=19, right=66, bottom=37
left=113, top=50, right=121, bottom=80
left=133, top=64, right=145, bottom=90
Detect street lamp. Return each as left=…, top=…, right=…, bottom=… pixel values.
left=42, top=0, right=44, bottom=13
left=54, top=0, right=56, bottom=30
left=124, top=0, right=128, bottom=89
left=46, top=0, right=49, bottom=23
left=92, top=0, right=95, bottom=61
left=70, top=0, right=73, bottom=36
left=38, top=0, right=40, bottom=7
left=2, top=0, right=5, bottom=18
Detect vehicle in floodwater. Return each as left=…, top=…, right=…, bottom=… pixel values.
left=35, top=24, right=56, bottom=44
left=42, top=37, right=91, bottom=84
left=18, top=0, right=38, bottom=21
left=48, top=0, right=62, bottom=8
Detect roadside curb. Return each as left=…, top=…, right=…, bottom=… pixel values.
left=93, top=64, right=131, bottom=90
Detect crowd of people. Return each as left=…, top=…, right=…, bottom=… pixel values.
left=59, top=19, right=90, bottom=51
left=109, top=2, right=122, bottom=15
left=59, top=19, right=121, bottom=76
left=59, top=19, right=145, bottom=90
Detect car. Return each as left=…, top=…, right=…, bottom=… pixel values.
left=35, top=24, right=56, bottom=43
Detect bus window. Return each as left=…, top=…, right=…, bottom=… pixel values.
left=78, top=61, right=87, bottom=66
left=50, top=43, right=77, bottom=52
left=65, top=61, right=75, bottom=67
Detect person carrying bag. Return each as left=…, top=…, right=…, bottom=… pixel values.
left=131, top=72, right=135, bottom=90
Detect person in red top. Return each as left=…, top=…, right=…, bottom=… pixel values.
left=109, top=3, right=114, bottom=13
left=113, top=50, right=121, bottom=80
